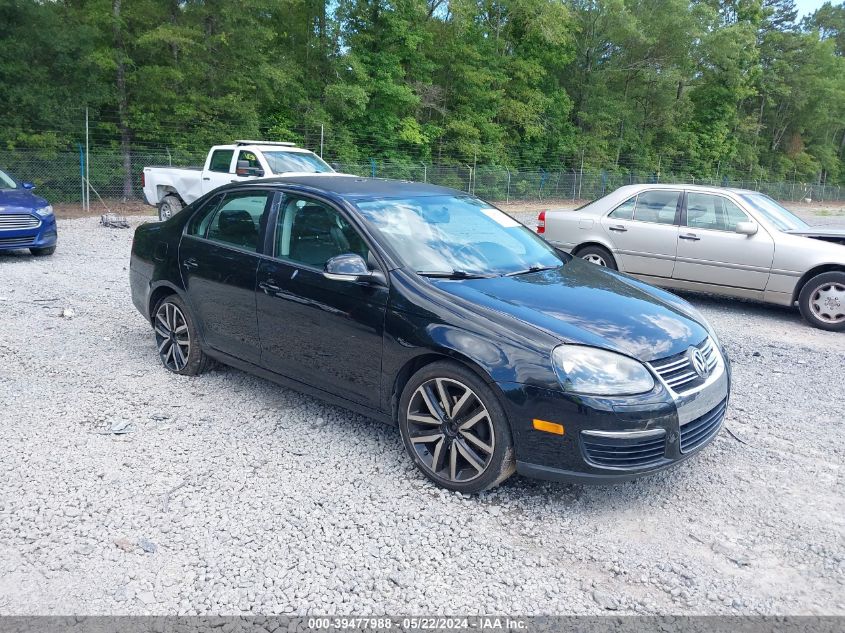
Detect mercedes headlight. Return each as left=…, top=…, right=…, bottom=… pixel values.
left=35, top=205, right=53, bottom=218
left=552, top=345, right=655, bottom=396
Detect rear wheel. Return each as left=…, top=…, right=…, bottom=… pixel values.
left=576, top=244, right=617, bottom=270
left=153, top=295, right=212, bottom=375
left=158, top=195, right=183, bottom=222
left=398, top=361, right=515, bottom=493
left=30, top=246, right=56, bottom=256
left=798, top=272, right=845, bottom=331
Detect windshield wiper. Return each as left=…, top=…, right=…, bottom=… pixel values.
left=504, top=265, right=558, bottom=277
left=417, top=270, right=495, bottom=279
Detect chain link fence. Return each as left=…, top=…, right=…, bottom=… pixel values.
left=2, top=149, right=842, bottom=206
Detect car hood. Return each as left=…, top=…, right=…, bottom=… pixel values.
left=429, top=258, right=709, bottom=362
left=0, top=189, right=47, bottom=211
left=783, top=227, right=845, bottom=245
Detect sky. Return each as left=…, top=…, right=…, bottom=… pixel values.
left=794, top=0, right=832, bottom=18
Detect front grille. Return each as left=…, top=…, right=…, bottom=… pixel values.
left=0, top=237, right=35, bottom=247
left=680, top=398, right=727, bottom=453
left=0, top=214, right=40, bottom=230
left=649, top=337, right=718, bottom=394
left=582, top=430, right=667, bottom=469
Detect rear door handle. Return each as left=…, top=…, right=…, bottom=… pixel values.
left=182, top=258, right=199, bottom=269
left=679, top=233, right=700, bottom=241
left=258, top=280, right=281, bottom=293
left=202, top=177, right=211, bottom=181
left=608, top=225, right=628, bottom=232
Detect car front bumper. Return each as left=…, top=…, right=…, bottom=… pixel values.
left=498, top=345, right=731, bottom=484
left=0, top=214, right=58, bottom=251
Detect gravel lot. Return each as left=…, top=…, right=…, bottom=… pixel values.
left=0, top=212, right=843, bottom=616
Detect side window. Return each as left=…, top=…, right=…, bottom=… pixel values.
left=686, top=193, right=750, bottom=231
left=238, top=151, right=260, bottom=169
left=633, top=190, right=680, bottom=225
left=205, top=191, right=271, bottom=252
left=208, top=149, right=234, bottom=173
left=275, top=196, right=369, bottom=268
left=685, top=193, right=720, bottom=229
left=608, top=196, right=636, bottom=220
left=721, top=198, right=750, bottom=231
left=187, top=194, right=225, bottom=236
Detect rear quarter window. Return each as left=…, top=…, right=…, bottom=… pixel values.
left=608, top=196, right=636, bottom=220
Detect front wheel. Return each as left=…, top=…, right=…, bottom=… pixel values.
left=30, top=246, right=56, bottom=256
left=576, top=244, right=617, bottom=270
left=153, top=295, right=213, bottom=374
left=158, top=195, right=183, bottom=222
left=398, top=361, right=515, bottom=493
left=798, top=272, right=845, bottom=331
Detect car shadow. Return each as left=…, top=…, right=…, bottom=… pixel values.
left=672, top=289, right=802, bottom=324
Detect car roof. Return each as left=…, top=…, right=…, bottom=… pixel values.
left=214, top=144, right=317, bottom=154
left=613, top=183, right=758, bottom=195
left=244, top=174, right=463, bottom=200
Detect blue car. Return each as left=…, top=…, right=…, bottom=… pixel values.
left=0, top=168, right=57, bottom=256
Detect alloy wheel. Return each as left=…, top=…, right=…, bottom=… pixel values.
left=810, top=282, right=845, bottom=324
left=582, top=253, right=607, bottom=266
left=154, top=302, right=191, bottom=371
left=406, top=378, right=495, bottom=483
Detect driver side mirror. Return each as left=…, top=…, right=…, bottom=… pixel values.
left=324, top=253, right=385, bottom=285
left=735, top=221, right=758, bottom=236
left=21, top=182, right=35, bottom=190
left=235, top=160, right=264, bottom=178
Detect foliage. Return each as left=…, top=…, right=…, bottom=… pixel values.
left=1, top=0, right=844, bottom=184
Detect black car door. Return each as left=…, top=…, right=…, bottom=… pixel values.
left=179, top=189, right=275, bottom=364
left=256, top=193, right=388, bottom=408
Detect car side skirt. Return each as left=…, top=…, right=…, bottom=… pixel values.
left=203, top=347, right=395, bottom=426
left=632, top=273, right=795, bottom=307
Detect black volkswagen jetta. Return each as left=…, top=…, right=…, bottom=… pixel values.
left=130, top=175, right=730, bottom=492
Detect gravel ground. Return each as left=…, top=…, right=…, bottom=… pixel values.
left=0, top=215, right=843, bottom=616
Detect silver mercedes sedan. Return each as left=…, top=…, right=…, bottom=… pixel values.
left=539, top=184, right=845, bottom=331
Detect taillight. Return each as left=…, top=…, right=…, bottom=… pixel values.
left=141, top=171, right=145, bottom=187
left=537, top=210, right=546, bottom=234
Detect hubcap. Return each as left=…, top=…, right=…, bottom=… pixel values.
left=406, top=378, right=495, bottom=483
left=161, top=201, right=172, bottom=220
left=582, top=253, right=607, bottom=267
left=810, top=282, right=845, bottom=324
left=154, top=302, right=190, bottom=371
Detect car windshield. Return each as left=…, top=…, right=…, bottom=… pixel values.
left=263, top=151, right=333, bottom=174
left=740, top=193, right=808, bottom=231
left=355, top=194, right=563, bottom=276
left=0, top=169, right=17, bottom=189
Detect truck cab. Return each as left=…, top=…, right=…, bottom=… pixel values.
left=143, top=141, right=336, bottom=221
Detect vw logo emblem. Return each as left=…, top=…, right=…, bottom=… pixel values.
left=689, top=347, right=709, bottom=378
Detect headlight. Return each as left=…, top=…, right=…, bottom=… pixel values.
left=552, top=345, right=655, bottom=396
left=35, top=205, right=53, bottom=218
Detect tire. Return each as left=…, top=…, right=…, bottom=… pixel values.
left=798, top=271, right=845, bottom=332
left=30, top=246, right=56, bottom=256
left=576, top=244, right=617, bottom=270
left=158, top=195, right=183, bottom=222
left=398, top=360, right=515, bottom=493
left=152, top=294, right=213, bottom=375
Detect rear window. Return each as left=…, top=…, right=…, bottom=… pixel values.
left=209, top=150, right=234, bottom=173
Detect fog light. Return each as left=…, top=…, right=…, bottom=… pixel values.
left=533, top=419, right=564, bottom=435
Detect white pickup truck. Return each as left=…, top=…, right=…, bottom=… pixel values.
left=142, top=141, right=337, bottom=220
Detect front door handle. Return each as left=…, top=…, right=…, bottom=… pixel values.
left=608, top=225, right=628, bottom=232
left=679, top=233, right=700, bottom=241
left=258, top=280, right=281, bottom=293
left=202, top=177, right=211, bottom=181
left=182, top=257, right=199, bottom=269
